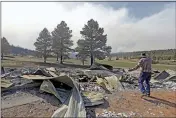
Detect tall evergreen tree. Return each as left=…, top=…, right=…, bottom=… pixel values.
left=76, top=19, right=112, bottom=65
left=75, top=46, right=88, bottom=65
left=1, top=37, right=10, bottom=59
left=52, top=21, right=73, bottom=64
left=34, top=28, right=52, bottom=63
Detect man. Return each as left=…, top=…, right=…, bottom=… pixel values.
left=128, top=53, right=152, bottom=96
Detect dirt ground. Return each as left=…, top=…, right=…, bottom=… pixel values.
left=95, top=89, right=176, bottom=117
left=1, top=101, right=58, bottom=117
left=1, top=89, right=176, bottom=117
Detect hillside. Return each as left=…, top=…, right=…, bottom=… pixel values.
left=10, top=45, right=36, bottom=56
left=111, top=49, right=176, bottom=60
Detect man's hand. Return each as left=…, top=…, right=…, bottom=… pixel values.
left=129, top=64, right=140, bottom=72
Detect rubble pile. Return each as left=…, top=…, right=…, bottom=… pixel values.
left=96, top=110, right=137, bottom=117
left=150, top=70, right=176, bottom=90
left=1, top=63, right=176, bottom=117
left=80, top=83, right=104, bottom=92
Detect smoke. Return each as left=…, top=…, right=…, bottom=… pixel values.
left=2, top=2, right=175, bottom=52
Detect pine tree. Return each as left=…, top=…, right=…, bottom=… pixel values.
left=52, top=21, right=73, bottom=64
left=34, top=28, right=52, bottom=63
left=76, top=19, right=111, bottom=65
left=1, top=37, right=10, bottom=59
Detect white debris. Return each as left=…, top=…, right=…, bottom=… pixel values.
left=98, top=110, right=136, bottom=117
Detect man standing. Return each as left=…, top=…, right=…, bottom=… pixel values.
left=128, top=53, right=152, bottom=96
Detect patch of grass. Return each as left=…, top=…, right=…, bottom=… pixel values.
left=64, top=59, right=90, bottom=65
left=97, top=59, right=176, bottom=71
left=1, top=59, right=24, bottom=67
left=97, top=59, right=136, bottom=68
left=1, top=56, right=175, bottom=71
left=152, top=64, right=176, bottom=71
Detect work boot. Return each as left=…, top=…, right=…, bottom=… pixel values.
left=141, top=92, right=146, bottom=96
left=145, top=92, right=150, bottom=97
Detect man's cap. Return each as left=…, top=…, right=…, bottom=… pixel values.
left=141, top=53, right=147, bottom=57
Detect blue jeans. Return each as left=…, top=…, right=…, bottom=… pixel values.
left=139, top=72, right=151, bottom=94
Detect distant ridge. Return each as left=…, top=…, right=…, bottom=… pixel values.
left=10, top=45, right=36, bottom=55
left=111, top=49, right=176, bottom=58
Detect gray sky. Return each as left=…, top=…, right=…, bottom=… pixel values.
left=2, top=2, right=176, bottom=52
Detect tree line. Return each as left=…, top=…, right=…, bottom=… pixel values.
left=33, top=19, right=112, bottom=65
left=4, top=18, right=174, bottom=65
left=1, top=37, right=36, bottom=59
left=112, top=49, right=176, bottom=61
left=1, top=19, right=111, bottom=65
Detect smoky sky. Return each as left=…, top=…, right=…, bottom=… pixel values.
left=2, top=2, right=176, bottom=52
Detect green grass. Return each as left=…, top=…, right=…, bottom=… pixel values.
left=64, top=59, right=90, bottom=65
left=97, top=59, right=176, bottom=71
left=65, top=58, right=176, bottom=71
left=1, top=59, right=24, bottom=67
left=1, top=56, right=176, bottom=71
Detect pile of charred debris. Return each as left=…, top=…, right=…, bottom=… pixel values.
left=1, top=63, right=176, bottom=117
